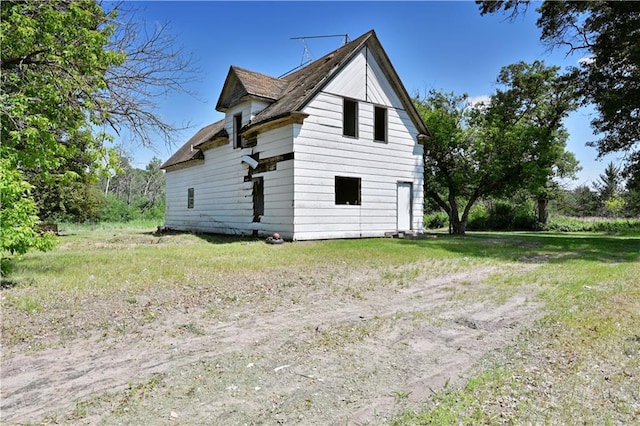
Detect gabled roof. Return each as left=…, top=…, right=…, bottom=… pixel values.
left=247, top=29, right=430, bottom=137
left=162, top=29, right=430, bottom=170
left=216, top=66, right=287, bottom=112
left=160, top=120, right=227, bottom=169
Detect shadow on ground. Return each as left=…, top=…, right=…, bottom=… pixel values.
left=399, top=232, right=640, bottom=264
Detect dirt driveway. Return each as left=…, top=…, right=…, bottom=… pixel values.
left=2, top=258, right=541, bottom=425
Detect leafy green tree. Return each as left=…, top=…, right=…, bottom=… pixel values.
left=592, top=161, right=626, bottom=216
left=532, top=149, right=580, bottom=224
left=593, top=161, right=623, bottom=202
left=1, top=1, right=192, bottom=264
left=417, top=61, right=578, bottom=234
left=1, top=1, right=118, bottom=269
left=0, top=160, right=56, bottom=276
left=555, top=185, right=600, bottom=217
left=25, top=131, right=107, bottom=222
left=476, top=0, right=640, bottom=191
left=98, top=156, right=165, bottom=222
left=604, top=194, right=626, bottom=218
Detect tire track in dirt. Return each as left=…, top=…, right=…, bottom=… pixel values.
left=1, top=264, right=542, bottom=424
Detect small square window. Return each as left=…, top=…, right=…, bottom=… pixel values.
left=335, top=176, right=361, bottom=205
left=343, top=98, right=358, bottom=138
left=374, top=106, right=387, bottom=142
left=187, top=187, right=194, bottom=209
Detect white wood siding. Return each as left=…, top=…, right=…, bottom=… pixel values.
left=293, top=46, right=424, bottom=240
left=164, top=142, right=253, bottom=235
left=164, top=106, right=295, bottom=238
left=165, top=44, right=424, bottom=241
left=251, top=125, right=295, bottom=239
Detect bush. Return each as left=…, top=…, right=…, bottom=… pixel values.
left=545, top=216, right=640, bottom=233
left=467, top=205, right=489, bottom=230
left=468, top=200, right=539, bottom=231
left=424, top=212, right=448, bottom=229
left=98, top=195, right=140, bottom=222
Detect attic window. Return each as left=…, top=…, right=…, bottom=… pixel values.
left=343, top=98, right=358, bottom=138
left=374, top=106, right=387, bottom=142
left=233, top=113, right=242, bottom=148
left=335, top=176, right=361, bottom=206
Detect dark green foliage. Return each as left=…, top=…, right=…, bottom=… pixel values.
left=97, top=156, right=165, bottom=223
left=545, top=216, right=640, bottom=234
left=593, top=162, right=623, bottom=204
left=467, top=200, right=539, bottom=231
left=424, top=212, right=449, bottom=229
left=552, top=186, right=600, bottom=217
left=477, top=0, right=640, bottom=194
left=416, top=61, right=577, bottom=234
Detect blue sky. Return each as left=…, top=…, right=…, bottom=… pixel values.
left=123, top=0, right=619, bottom=188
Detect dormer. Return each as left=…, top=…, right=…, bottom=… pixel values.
left=216, top=66, right=287, bottom=117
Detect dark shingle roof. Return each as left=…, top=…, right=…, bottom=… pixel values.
left=160, top=120, right=227, bottom=169
left=216, top=66, right=287, bottom=111
left=248, top=31, right=374, bottom=126
left=162, top=29, right=430, bottom=170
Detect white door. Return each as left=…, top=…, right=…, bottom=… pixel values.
left=397, top=182, right=413, bottom=231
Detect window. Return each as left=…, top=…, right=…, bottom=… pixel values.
left=374, top=106, right=387, bottom=142
left=252, top=177, right=264, bottom=222
left=343, top=98, right=358, bottom=138
left=187, top=187, right=194, bottom=209
left=335, top=176, right=361, bottom=205
left=233, top=113, right=242, bottom=148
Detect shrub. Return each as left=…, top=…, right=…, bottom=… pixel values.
left=424, top=212, right=448, bottom=229
left=468, top=200, right=538, bottom=231
left=467, top=205, right=489, bottom=231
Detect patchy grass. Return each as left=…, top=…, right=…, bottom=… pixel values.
left=2, top=224, right=638, bottom=424
left=392, top=233, right=640, bottom=425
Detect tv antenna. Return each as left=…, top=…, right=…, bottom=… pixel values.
left=279, top=34, right=350, bottom=78
left=290, top=34, right=350, bottom=65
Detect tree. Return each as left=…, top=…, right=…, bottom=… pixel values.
left=592, top=161, right=625, bottom=216
left=593, top=161, right=623, bottom=203
left=0, top=1, right=193, bottom=266
left=555, top=185, right=600, bottom=217
left=476, top=0, right=640, bottom=191
left=0, top=160, right=56, bottom=276
left=98, top=156, right=165, bottom=222
left=416, top=61, right=578, bottom=234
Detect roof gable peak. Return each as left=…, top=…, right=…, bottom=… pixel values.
left=216, top=66, right=287, bottom=112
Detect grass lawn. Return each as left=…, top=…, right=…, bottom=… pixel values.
left=1, top=223, right=638, bottom=424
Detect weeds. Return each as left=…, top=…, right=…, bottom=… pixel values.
left=2, top=222, right=638, bottom=424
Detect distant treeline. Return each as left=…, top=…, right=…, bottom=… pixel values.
left=37, top=156, right=165, bottom=224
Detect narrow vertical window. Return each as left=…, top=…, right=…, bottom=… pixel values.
left=233, top=113, right=242, bottom=148
left=252, top=177, right=264, bottom=222
left=343, top=98, right=358, bottom=138
left=187, top=187, right=194, bottom=209
left=374, top=106, right=387, bottom=142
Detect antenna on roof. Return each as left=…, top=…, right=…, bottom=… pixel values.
left=279, top=34, right=350, bottom=78
left=290, top=34, right=350, bottom=62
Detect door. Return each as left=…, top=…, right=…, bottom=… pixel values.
left=253, top=177, right=264, bottom=222
left=397, top=182, right=413, bottom=231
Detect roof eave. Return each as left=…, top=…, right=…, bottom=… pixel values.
left=243, top=111, right=309, bottom=135
left=218, top=94, right=278, bottom=113
left=162, top=158, right=205, bottom=172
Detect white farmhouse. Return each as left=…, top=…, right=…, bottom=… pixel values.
left=161, top=30, right=431, bottom=241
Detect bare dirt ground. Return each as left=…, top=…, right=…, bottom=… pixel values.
left=1, top=258, right=542, bottom=425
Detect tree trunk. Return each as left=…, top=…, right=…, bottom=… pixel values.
left=445, top=190, right=468, bottom=235
left=450, top=217, right=467, bottom=235
left=537, top=195, right=549, bottom=224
